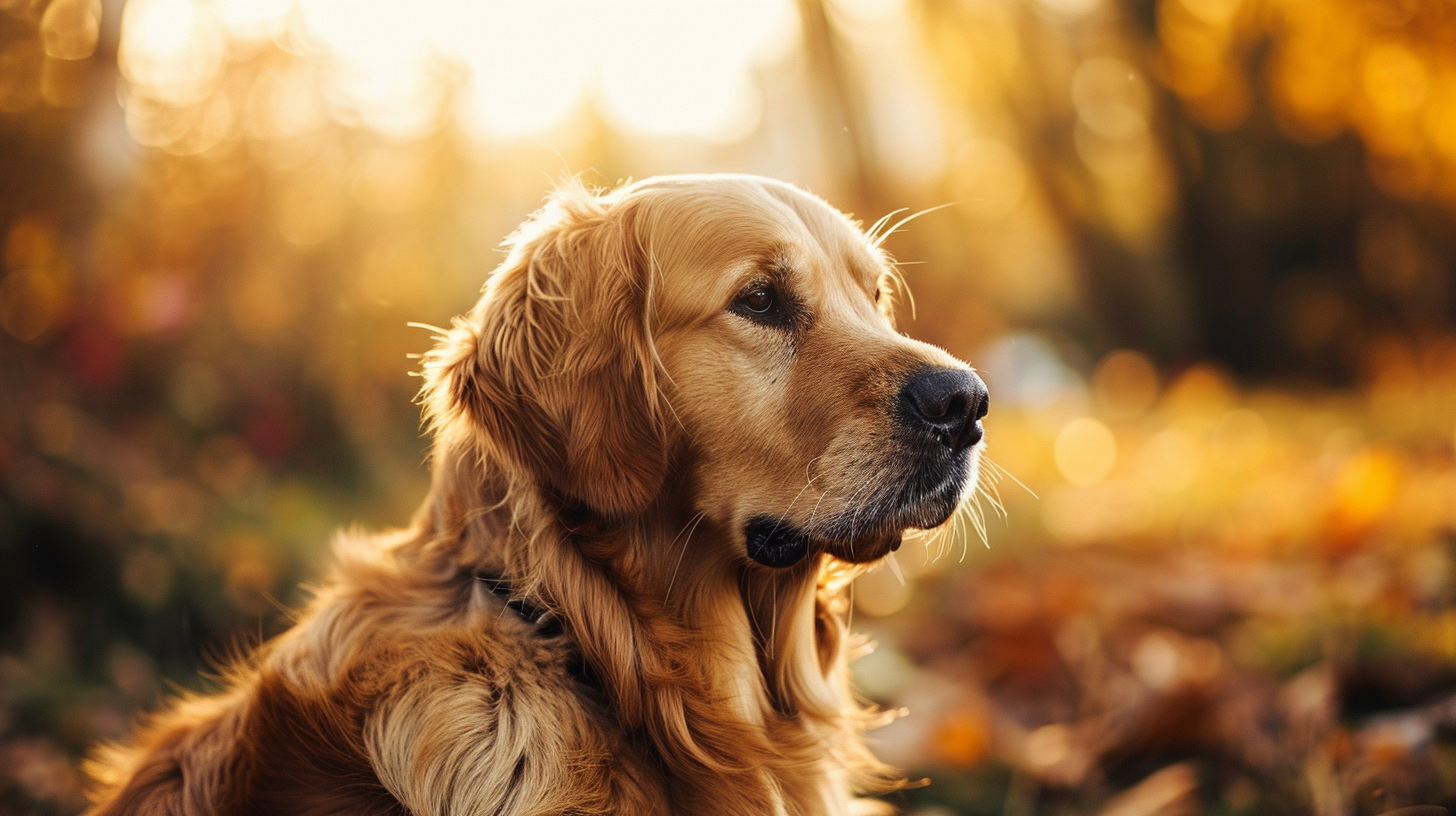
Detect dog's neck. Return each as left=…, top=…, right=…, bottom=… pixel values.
left=417, top=445, right=892, bottom=813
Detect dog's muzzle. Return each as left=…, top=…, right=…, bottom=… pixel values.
left=743, top=367, right=988, bottom=569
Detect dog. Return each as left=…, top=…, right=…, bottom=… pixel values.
left=82, top=174, right=988, bottom=816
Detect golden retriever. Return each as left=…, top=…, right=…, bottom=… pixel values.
left=83, top=174, right=988, bottom=816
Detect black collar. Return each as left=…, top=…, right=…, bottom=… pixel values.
left=471, top=570, right=602, bottom=693
left=468, top=571, right=599, bottom=690
left=473, top=571, right=563, bottom=638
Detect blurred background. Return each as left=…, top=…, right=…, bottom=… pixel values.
left=3, top=0, right=1456, bottom=813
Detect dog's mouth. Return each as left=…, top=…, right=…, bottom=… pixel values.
left=744, top=517, right=905, bottom=568
left=742, top=463, right=973, bottom=567
left=743, top=431, right=983, bottom=568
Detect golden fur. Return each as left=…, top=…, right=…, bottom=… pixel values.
left=83, top=175, right=984, bottom=816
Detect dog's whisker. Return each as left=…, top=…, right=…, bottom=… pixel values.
left=870, top=202, right=958, bottom=250
left=982, top=455, right=1038, bottom=499
left=664, top=512, right=707, bottom=602
left=916, top=527, right=936, bottom=564
left=884, top=553, right=904, bottom=587
left=844, top=462, right=898, bottom=559
left=880, top=261, right=918, bottom=322
left=965, top=457, right=999, bottom=518
left=405, top=321, right=452, bottom=339
left=769, top=472, right=821, bottom=539
left=864, top=207, right=908, bottom=246
left=955, top=501, right=969, bottom=555
left=804, top=455, right=824, bottom=486
left=933, top=507, right=956, bottom=564
left=938, top=500, right=965, bottom=564
left=962, top=496, right=988, bottom=560
left=806, top=475, right=835, bottom=529
left=942, top=512, right=959, bottom=562
left=769, top=572, right=778, bottom=652
left=838, top=470, right=881, bottom=554
left=979, top=471, right=1008, bottom=521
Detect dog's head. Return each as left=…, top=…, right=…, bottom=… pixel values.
left=426, top=174, right=985, bottom=569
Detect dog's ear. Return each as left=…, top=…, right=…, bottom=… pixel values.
left=424, top=184, right=668, bottom=517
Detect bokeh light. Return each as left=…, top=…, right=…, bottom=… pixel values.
left=1054, top=417, right=1117, bottom=486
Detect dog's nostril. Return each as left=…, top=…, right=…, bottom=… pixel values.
left=964, top=421, right=984, bottom=447
left=901, top=368, right=988, bottom=450
left=937, top=393, right=968, bottom=423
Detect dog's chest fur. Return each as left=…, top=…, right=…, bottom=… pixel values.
left=220, top=544, right=847, bottom=816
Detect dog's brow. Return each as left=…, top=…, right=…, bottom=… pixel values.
left=849, top=255, right=882, bottom=291
left=729, top=249, right=793, bottom=292
left=766, top=252, right=795, bottom=279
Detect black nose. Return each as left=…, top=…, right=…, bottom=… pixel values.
left=900, top=368, right=988, bottom=450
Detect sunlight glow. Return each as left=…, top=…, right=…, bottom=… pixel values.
left=119, top=0, right=226, bottom=106
left=289, top=0, right=792, bottom=139
left=118, top=0, right=793, bottom=140
left=595, top=1, right=777, bottom=140
left=213, top=0, right=291, bottom=44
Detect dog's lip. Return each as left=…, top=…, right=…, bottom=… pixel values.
left=743, top=516, right=905, bottom=568
left=744, top=517, right=811, bottom=568
left=820, top=529, right=903, bottom=564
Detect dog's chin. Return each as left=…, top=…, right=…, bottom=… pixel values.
left=743, top=471, right=970, bottom=568
left=742, top=518, right=911, bottom=568
left=821, top=528, right=904, bottom=564
left=744, top=517, right=905, bottom=568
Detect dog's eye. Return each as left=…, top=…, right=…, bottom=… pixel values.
left=874, top=288, right=882, bottom=303
left=742, top=288, right=774, bottom=313
left=731, top=282, right=795, bottom=328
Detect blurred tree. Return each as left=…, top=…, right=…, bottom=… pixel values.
left=914, top=0, right=1456, bottom=382
left=1148, top=0, right=1456, bottom=382
left=917, top=0, right=1197, bottom=365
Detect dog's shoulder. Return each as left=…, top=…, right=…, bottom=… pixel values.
left=85, top=531, right=668, bottom=815
left=256, top=532, right=661, bottom=813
